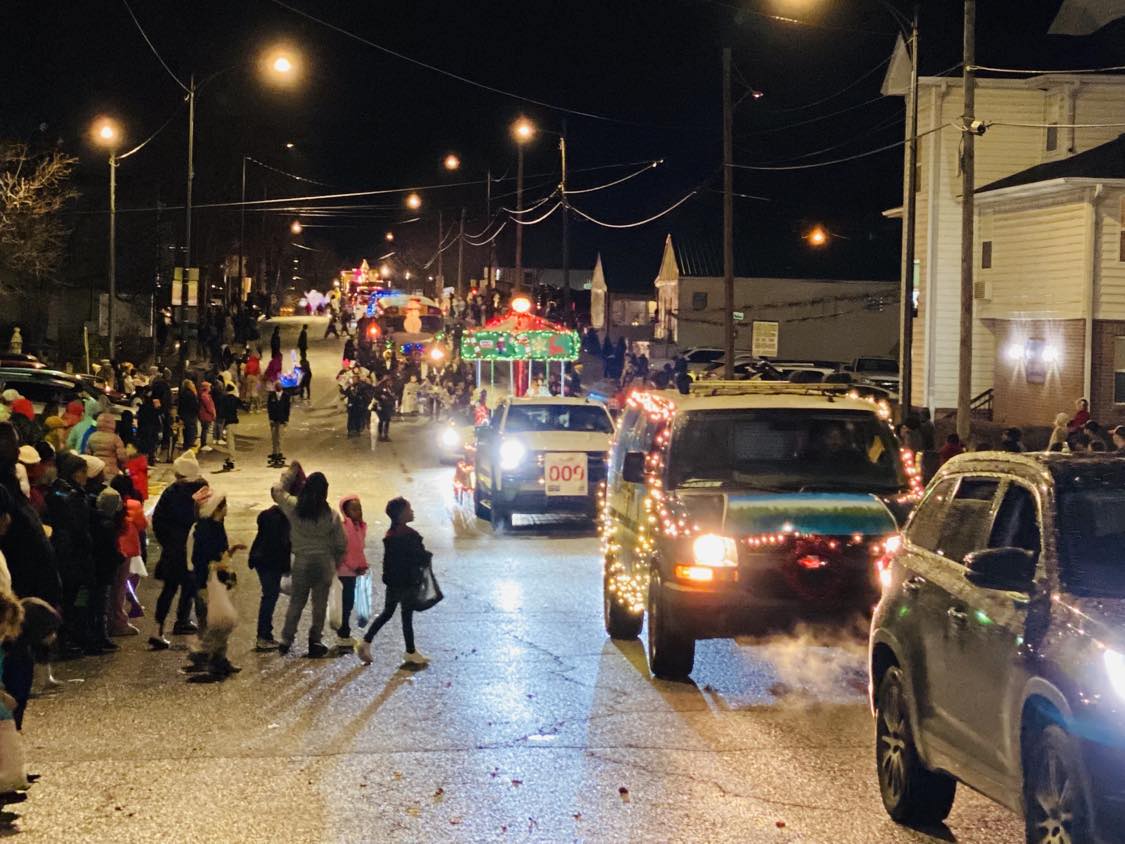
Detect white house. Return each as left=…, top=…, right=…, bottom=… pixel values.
left=652, top=235, right=899, bottom=361
left=883, top=71, right=1125, bottom=422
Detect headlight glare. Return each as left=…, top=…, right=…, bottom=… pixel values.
left=1105, top=649, right=1125, bottom=700
left=499, top=439, right=526, bottom=471
left=440, top=427, right=461, bottom=448
left=692, top=533, right=738, bottom=567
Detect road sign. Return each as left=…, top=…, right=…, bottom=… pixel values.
left=751, top=320, right=779, bottom=357
left=732, top=310, right=744, bottom=321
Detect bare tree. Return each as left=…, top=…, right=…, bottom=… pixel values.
left=0, top=142, right=78, bottom=283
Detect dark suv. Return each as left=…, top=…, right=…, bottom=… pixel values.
left=870, top=452, right=1125, bottom=843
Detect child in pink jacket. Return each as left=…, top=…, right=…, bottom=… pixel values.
left=336, top=494, right=369, bottom=645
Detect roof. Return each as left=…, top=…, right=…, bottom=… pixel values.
left=633, top=384, right=888, bottom=416
left=977, top=134, right=1125, bottom=194
left=508, top=396, right=609, bottom=408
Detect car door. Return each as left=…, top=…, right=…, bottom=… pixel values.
left=923, top=475, right=1004, bottom=764
left=606, top=407, right=640, bottom=565
left=477, top=401, right=507, bottom=501
left=941, top=479, right=1039, bottom=795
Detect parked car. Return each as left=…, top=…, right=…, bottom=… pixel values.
left=846, top=356, right=900, bottom=394
left=602, top=381, right=918, bottom=678
left=0, top=367, right=119, bottom=416
left=0, top=353, right=47, bottom=370
left=474, top=396, right=614, bottom=530
left=870, top=452, right=1125, bottom=842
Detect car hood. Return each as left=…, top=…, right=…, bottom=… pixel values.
left=503, top=430, right=611, bottom=452
left=712, top=491, right=898, bottom=537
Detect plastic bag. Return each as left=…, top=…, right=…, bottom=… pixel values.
left=328, top=576, right=343, bottom=630
left=405, top=566, right=443, bottom=612
left=354, top=573, right=373, bottom=627
left=280, top=574, right=292, bottom=596
left=206, top=572, right=238, bottom=633
left=128, top=555, right=148, bottom=578
left=0, top=719, right=29, bottom=792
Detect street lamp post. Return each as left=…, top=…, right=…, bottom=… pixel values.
left=92, top=119, right=122, bottom=357
left=512, top=117, right=535, bottom=294
left=559, top=126, right=570, bottom=324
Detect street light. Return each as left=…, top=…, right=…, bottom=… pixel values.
left=91, top=117, right=122, bottom=357
left=290, top=219, right=303, bottom=235
left=807, top=225, right=829, bottom=247
left=510, top=117, right=537, bottom=295
left=385, top=231, right=395, bottom=242
left=405, top=192, right=422, bottom=210
left=443, top=153, right=461, bottom=171
left=512, top=117, right=536, bottom=143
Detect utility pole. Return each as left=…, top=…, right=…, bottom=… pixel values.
left=957, top=0, right=976, bottom=441
left=185, top=75, right=195, bottom=270
left=484, top=169, right=495, bottom=293
left=514, top=144, right=525, bottom=293
left=899, top=5, right=921, bottom=419
left=108, top=152, right=117, bottom=357
left=238, top=155, right=246, bottom=307
left=456, top=206, right=466, bottom=297
left=560, top=124, right=570, bottom=324
left=722, top=48, right=736, bottom=380
left=436, top=209, right=444, bottom=298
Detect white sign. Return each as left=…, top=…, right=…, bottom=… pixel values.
left=544, top=452, right=588, bottom=496
left=751, top=320, right=779, bottom=357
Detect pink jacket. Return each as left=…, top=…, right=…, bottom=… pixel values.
left=337, top=494, right=369, bottom=576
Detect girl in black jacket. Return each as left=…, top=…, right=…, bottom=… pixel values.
left=248, top=504, right=291, bottom=649
left=357, top=497, right=429, bottom=666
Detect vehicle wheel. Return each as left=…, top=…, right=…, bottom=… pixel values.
left=1024, top=724, right=1090, bottom=844
left=646, top=574, right=695, bottom=679
left=875, top=666, right=956, bottom=824
left=604, top=572, right=642, bottom=639
left=490, top=502, right=511, bottom=532
left=473, top=482, right=490, bottom=521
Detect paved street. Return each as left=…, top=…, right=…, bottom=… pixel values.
left=17, top=320, right=1021, bottom=843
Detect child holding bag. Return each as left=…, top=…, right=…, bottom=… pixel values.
left=335, top=494, right=369, bottom=647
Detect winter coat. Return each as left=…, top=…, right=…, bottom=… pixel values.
left=270, top=329, right=282, bottom=358
left=150, top=378, right=172, bottom=415
left=189, top=518, right=228, bottom=589
left=177, top=385, right=199, bottom=421
left=0, top=479, right=61, bottom=605
left=381, top=525, right=430, bottom=589
left=267, top=391, right=290, bottom=424
left=91, top=511, right=124, bottom=586
left=219, top=392, right=241, bottom=426
left=44, top=479, right=94, bottom=590
left=115, top=411, right=136, bottom=448
left=118, top=498, right=146, bottom=558
left=136, top=400, right=160, bottom=454
left=125, top=454, right=149, bottom=501
left=337, top=496, right=368, bottom=576
left=249, top=505, right=291, bottom=573
left=151, top=478, right=208, bottom=582
left=85, top=412, right=127, bottom=477
left=65, top=398, right=101, bottom=453
left=400, top=381, right=419, bottom=415
left=270, top=485, right=346, bottom=569
left=198, top=385, right=217, bottom=424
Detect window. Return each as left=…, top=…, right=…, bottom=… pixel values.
left=980, top=210, right=993, bottom=269
left=692, top=292, right=708, bottom=311
left=907, top=477, right=957, bottom=552
left=981, top=241, right=993, bottom=269
left=1114, top=337, right=1125, bottom=404
left=1046, top=124, right=1059, bottom=152
left=935, top=477, right=1000, bottom=564
left=1119, top=197, right=1125, bottom=262
left=989, top=484, right=1041, bottom=559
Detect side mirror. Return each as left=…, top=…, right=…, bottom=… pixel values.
left=622, top=451, right=646, bottom=484
left=963, top=547, right=1036, bottom=592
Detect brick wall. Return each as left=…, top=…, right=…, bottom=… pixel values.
left=991, top=318, right=1086, bottom=427
left=1092, top=320, right=1125, bottom=425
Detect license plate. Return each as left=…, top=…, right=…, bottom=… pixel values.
left=544, top=452, right=588, bottom=496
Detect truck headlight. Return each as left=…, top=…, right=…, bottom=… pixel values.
left=1105, top=649, right=1125, bottom=700
left=499, top=439, right=527, bottom=471
left=440, top=427, right=461, bottom=449
left=692, top=533, right=738, bottom=567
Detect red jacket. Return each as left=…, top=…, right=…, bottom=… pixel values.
left=118, top=498, right=148, bottom=558
left=125, top=455, right=149, bottom=501
left=199, top=386, right=217, bottom=423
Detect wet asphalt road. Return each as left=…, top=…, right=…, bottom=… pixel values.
left=14, top=319, right=1023, bottom=842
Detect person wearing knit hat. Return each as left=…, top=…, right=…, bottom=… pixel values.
left=185, top=489, right=244, bottom=679
left=148, top=450, right=209, bottom=647
left=80, top=454, right=106, bottom=485
left=87, top=487, right=125, bottom=651
left=0, top=389, right=19, bottom=404
left=9, top=398, right=33, bottom=422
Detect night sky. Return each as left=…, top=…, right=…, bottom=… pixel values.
left=5, top=0, right=1123, bottom=295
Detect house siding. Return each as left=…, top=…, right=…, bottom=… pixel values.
left=1091, top=320, right=1125, bottom=424
left=1099, top=188, right=1125, bottom=320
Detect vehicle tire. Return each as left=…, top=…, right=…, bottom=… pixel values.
left=474, top=482, right=490, bottom=521
left=1024, top=724, right=1090, bottom=844
left=604, top=571, right=642, bottom=639
left=875, top=666, right=956, bottom=824
left=645, top=574, right=695, bottom=679
left=490, top=501, right=511, bottom=533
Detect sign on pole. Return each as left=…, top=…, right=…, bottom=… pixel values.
left=171, top=267, right=183, bottom=306
left=732, top=310, right=744, bottom=322
left=751, top=320, right=779, bottom=358
left=186, top=267, right=200, bottom=307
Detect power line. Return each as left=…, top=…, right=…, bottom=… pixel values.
left=971, top=63, right=1125, bottom=75
left=987, top=119, right=1125, bottom=129
left=245, top=156, right=332, bottom=187
left=509, top=202, right=562, bottom=226
left=733, top=124, right=947, bottom=171
left=751, top=111, right=904, bottom=164
left=565, top=160, right=662, bottom=195
left=764, top=55, right=892, bottom=114
left=268, top=0, right=697, bottom=129
left=500, top=188, right=559, bottom=215
left=464, top=220, right=508, bottom=247
left=120, top=0, right=188, bottom=92
left=118, top=102, right=184, bottom=160
left=740, top=92, right=896, bottom=137
left=568, top=187, right=701, bottom=229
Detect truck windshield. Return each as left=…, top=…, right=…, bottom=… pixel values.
left=1057, top=470, right=1125, bottom=597
left=856, top=359, right=898, bottom=374
left=667, top=408, right=905, bottom=492
left=505, top=404, right=613, bottom=433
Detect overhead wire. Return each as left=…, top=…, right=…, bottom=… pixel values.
left=733, top=123, right=947, bottom=171
left=117, top=103, right=184, bottom=160
left=464, top=221, right=508, bottom=247
left=267, top=0, right=696, bottom=128
left=508, top=202, right=563, bottom=226
left=764, top=55, right=893, bottom=114
left=740, top=92, right=896, bottom=137
left=565, top=160, right=662, bottom=195
left=500, top=188, right=559, bottom=215
left=245, top=156, right=332, bottom=187
left=120, top=0, right=189, bottom=92
left=567, top=186, right=702, bottom=229
left=971, top=63, right=1125, bottom=75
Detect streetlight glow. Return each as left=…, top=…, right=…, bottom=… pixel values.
left=261, top=45, right=301, bottom=85
left=385, top=231, right=395, bottom=242
left=290, top=219, right=303, bottom=235
left=807, top=225, right=828, bottom=247
left=91, top=117, right=122, bottom=148
left=443, top=153, right=461, bottom=171
left=512, top=117, right=536, bottom=143
left=405, top=192, right=422, bottom=210
left=273, top=55, right=293, bottom=74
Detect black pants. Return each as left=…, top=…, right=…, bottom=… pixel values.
left=337, top=576, right=356, bottom=638
left=155, top=575, right=196, bottom=627
left=377, top=414, right=391, bottom=439
left=300, top=377, right=311, bottom=400
left=363, top=590, right=414, bottom=652
left=324, top=323, right=339, bottom=338
left=256, top=569, right=282, bottom=640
